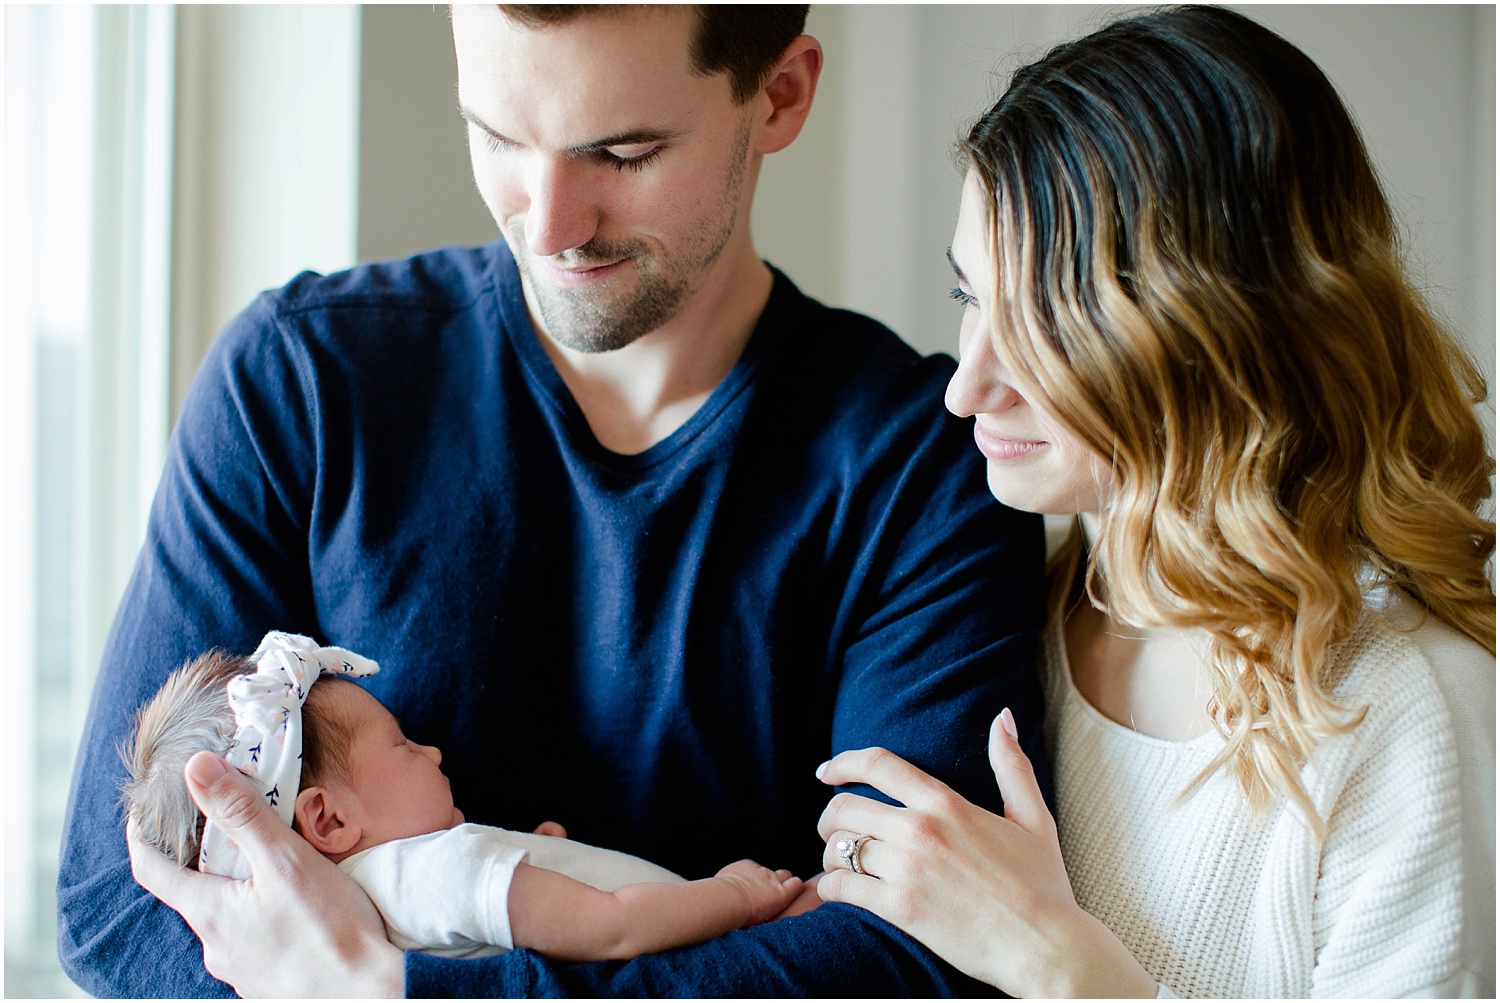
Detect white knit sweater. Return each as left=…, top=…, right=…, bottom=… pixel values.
left=1043, top=588, right=1495, bottom=997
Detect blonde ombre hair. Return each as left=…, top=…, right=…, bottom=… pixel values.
left=964, top=5, right=1494, bottom=830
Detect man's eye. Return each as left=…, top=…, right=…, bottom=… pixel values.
left=599, top=145, right=663, bottom=173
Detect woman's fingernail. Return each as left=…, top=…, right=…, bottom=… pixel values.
left=186, top=752, right=230, bottom=787
left=815, top=760, right=829, bottom=781
left=1000, top=707, right=1019, bottom=742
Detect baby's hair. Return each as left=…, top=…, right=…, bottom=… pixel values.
left=119, top=649, right=360, bottom=868
left=300, top=676, right=358, bottom=791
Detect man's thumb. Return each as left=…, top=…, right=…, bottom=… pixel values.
left=185, top=751, right=290, bottom=875
left=185, top=749, right=233, bottom=790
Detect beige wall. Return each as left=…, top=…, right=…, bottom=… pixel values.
left=357, top=5, right=495, bottom=262
left=171, top=5, right=361, bottom=417
left=355, top=5, right=1494, bottom=407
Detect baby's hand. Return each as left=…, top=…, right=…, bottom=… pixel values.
left=714, top=859, right=804, bottom=926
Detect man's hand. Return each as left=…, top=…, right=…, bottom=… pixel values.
left=127, top=751, right=405, bottom=998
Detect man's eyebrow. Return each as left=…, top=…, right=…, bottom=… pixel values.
left=458, top=106, right=682, bottom=156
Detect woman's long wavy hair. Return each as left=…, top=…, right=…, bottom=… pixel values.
left=964, top=5, right=1494, bottom=831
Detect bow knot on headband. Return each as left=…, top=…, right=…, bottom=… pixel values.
left=198, top=630, right=379, bottom=878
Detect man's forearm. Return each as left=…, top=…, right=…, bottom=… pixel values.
left=57, top=851, right=236, bottom=998
left=406, top=901, right=1001, bottom=997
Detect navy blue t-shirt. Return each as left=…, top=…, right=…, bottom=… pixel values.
left=58, top=241, right=1046, bottom=997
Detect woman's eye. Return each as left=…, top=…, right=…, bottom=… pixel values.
left=949, top=286, right=978, bottom=308
left=476, top=129, right=509, bottom=156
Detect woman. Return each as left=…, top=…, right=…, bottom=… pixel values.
left=814, top=6, right=1495, bottom=997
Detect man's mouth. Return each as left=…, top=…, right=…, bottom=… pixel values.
left=538, top=256, right=628, bottom=286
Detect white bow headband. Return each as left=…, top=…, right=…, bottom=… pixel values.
left=198, top=630, right=379, bottom=878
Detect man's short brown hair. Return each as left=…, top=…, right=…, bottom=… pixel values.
left=499, top=5, right=810, bottom=103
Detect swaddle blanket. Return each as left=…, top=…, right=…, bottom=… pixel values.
left=198, top=630, right=379, bottom=878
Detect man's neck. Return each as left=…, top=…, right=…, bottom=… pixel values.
left=529, top=239, right=774, bottom=456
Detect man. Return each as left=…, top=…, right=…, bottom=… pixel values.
left=57, top=6, right=1046, bottom=995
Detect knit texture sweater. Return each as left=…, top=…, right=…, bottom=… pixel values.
left=1044, top=588, right=1495, bottom=997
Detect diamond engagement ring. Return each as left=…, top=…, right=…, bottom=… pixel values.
left=834, top=833, right=873, bottom=875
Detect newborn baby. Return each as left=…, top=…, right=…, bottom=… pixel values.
left=121, top=632, right=802, bottom=960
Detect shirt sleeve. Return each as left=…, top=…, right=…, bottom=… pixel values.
left=347, top=827, right=527, bottom=956
left=403, top=375, right=1047, bottom=996
left=56, top=294, right=322, bottom=998
left=1308, top=631, right=1495, bottom=998
left=407, top=903, right=1009, bottom=997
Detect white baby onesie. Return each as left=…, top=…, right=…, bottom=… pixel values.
left=338, top=822, right=685, bottom=958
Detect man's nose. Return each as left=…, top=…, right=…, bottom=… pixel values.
left=523, top=157, right=599, bottom=257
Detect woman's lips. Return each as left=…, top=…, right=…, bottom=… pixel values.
left=972, top=422, right=1045, bottom=461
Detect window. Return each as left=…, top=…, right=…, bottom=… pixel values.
left=5, top=6, right=358, bottom=993
left=6, top=7, right=172, bottom=994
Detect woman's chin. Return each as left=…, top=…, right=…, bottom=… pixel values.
left=984, top=465, right=1049, bottom=515
left=984, top=463, right=1101, bottom=518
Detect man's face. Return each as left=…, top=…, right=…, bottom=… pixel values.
left=452, top=6, right=758, bottom=353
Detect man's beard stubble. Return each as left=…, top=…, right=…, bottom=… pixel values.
left=509, top=120, right=751, bottom=354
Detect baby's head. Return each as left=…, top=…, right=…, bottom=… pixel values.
left=290, top=675, right=464, bottom=861
left=121, top=650, right=463, bottom=868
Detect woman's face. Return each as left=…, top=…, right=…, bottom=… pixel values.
left=944, top=172, right=1111, bottom=516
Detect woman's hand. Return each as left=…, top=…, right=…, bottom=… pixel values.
left=128, top=752, right=404, bottom=998
left=815, top=709, right=1156, bottom=998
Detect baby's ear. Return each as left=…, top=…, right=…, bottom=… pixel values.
left=293, top=786, right=362, bottom=857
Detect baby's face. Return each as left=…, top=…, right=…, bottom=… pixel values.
left=330, top=683, right=465, bottom=849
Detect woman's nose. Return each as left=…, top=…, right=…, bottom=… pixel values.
left=946, top=318, right=1025, bottom=418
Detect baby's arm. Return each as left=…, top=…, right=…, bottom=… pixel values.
left=507, top=859, right=803, bottom=962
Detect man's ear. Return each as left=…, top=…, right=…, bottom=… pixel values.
left=754, top=36, right=823, bottom=155
left=293, top=785, right=363, bottom=858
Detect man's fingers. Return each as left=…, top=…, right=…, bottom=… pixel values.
left=125, top=816, right=234, bottom=932
left=988, top=709, right=1052, bottom=834
left=183, top=751, right=311, bottom=880
left=126, top=816, right=188, bottom=895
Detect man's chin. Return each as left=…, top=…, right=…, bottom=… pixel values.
left=535, top=306, right=661, bottom=354
left=519, top=262, right=687, bottom=352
